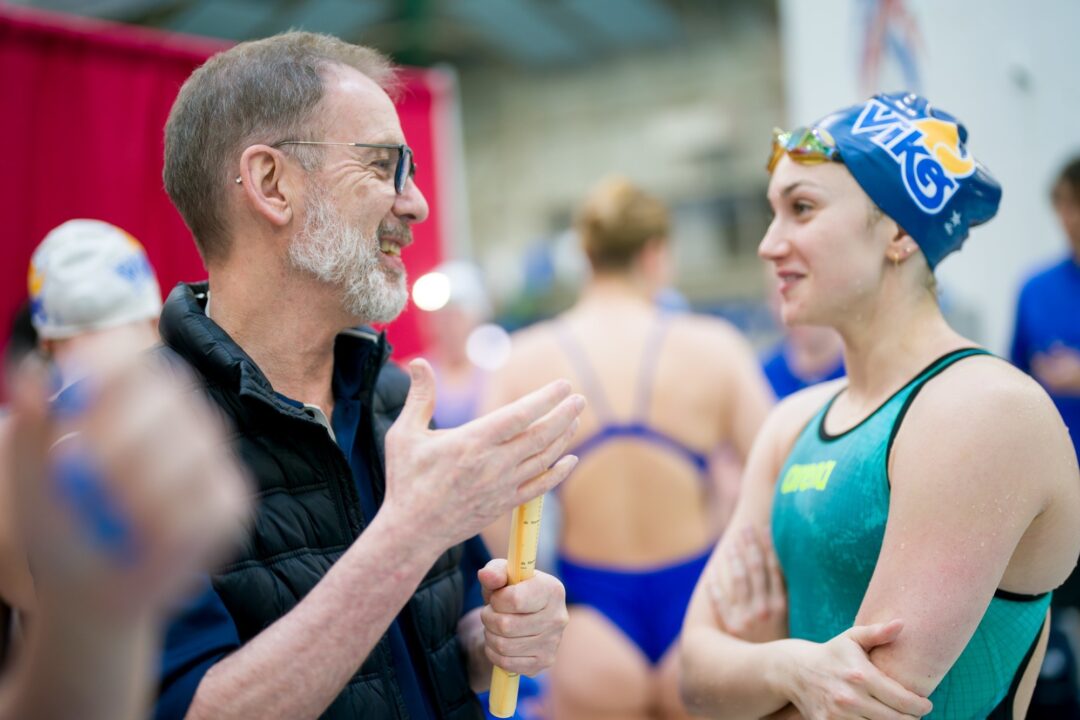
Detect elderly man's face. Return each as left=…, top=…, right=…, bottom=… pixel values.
left=288, top=64, right=429, bottom=323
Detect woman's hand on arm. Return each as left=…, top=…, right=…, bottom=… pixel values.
left=685, top=549, right=929, bottom=719
left=706, top=525, right=787, bottom=644
left=781, top=621, right=932, bottom=720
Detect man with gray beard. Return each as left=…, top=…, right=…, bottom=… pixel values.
left=154, top=32, right=583, bottom=720
left=288, top=180, right=409, bottom=323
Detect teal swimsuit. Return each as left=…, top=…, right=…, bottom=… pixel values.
left=772, top=349, right=1050, bottom=719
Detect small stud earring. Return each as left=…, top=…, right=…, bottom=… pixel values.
left=234, top=176, right=242, bottom=184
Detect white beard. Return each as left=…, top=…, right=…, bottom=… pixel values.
left=288, top=185, right=408, bottom=324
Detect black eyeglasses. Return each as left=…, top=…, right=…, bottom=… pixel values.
left=273, top=141, right=416, bottom=194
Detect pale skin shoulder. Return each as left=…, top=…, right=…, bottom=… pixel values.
left=665, top=314, right=777, bottom=432
left=855, top=354, right=1080, bottom=696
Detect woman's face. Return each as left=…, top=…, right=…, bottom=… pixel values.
left=759, top=156, right=893, bottom=328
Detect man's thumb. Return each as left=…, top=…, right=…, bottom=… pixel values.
left=478, top=558, right=509, bottom=603
left=400, top=358, right=437, bottom=430
left=847, top=619, right=904, bottom=652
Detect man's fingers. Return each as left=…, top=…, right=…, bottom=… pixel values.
left=483, top=628, right=556, bottom=665
left=483, top=644, right=544, bottom=677
left=487, top=573, right=561, bottom=616
left=514, top=454, right=578, bottom=504
left=471, top=380, right=578, bottom=444
left=501, top=396, right=582, bottom=466
left=508, top=419, right=579, bottom=489
left=396, top=359, right=438, bottom=432
left=482, top=604, right=554, bottom=640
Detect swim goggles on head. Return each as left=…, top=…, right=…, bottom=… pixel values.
left=767, top=126, right=842, bottom=173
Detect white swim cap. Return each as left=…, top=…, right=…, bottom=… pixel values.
left=28, top=219, right=163, bottom=340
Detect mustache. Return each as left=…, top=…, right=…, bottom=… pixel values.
left=377, top=223, right=411, bottom=244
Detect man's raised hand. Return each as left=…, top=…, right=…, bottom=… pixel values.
left=383, top=359, right=584, bottom=550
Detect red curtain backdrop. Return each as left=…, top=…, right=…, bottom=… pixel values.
left=0, top=4, right=445, bottom=395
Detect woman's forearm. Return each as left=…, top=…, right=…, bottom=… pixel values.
left=680, top=626, right=799, bottom=719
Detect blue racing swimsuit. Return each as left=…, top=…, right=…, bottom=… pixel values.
left=772, top=348, right=1050, bottom=719
left=553, top=315, right=713, bottom=666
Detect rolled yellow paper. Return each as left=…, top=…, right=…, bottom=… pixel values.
left=488, top=496, right=545, bottom=718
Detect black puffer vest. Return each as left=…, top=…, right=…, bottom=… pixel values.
left=159, top=282, right=482, bottom=720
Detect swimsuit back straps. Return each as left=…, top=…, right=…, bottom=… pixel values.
left=553, top=315, right=711, bottom=477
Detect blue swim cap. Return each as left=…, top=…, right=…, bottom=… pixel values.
left=814, top=92, right=1002, bottom=268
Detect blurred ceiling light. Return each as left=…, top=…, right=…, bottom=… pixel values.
left=466, top=323, right=512, bottom=371
left=412, top=271, right=451, bottom=311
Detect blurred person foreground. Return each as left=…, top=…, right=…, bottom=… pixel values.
left=0, top=219, right=251, bottom=720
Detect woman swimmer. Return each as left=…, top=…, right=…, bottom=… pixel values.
left=483, top=177, right=774, bottom=719
left=679, top=92, right=1080, bottom=720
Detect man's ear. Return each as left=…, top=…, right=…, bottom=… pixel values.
left=236, top=145, right=299, bottom=229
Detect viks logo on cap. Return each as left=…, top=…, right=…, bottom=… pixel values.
left=851, top=98, right=976, bottom=214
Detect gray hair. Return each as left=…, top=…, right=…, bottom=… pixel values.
left=163, top=31, right=397, bottom=262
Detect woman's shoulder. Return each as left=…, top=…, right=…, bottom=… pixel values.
left=756, top=379, right=845, bottom=460
left=896, top=352, right=1075, bottom=491
left=918, top=352, right=1059, bottom=422
left=665, top=313, right=765, bottom=374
